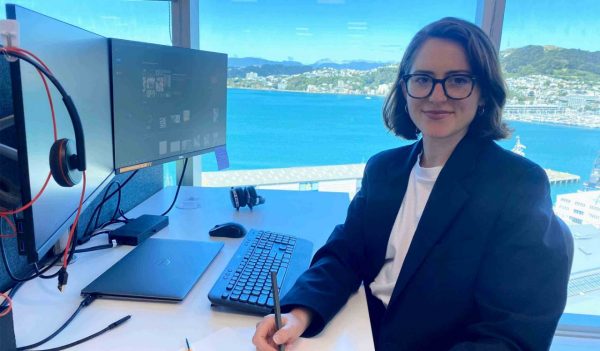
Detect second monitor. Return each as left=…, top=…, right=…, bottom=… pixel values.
left=110, top=39, right=227, bottom=174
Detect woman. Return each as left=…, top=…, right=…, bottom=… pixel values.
left=253, top=17, right=572, bottom=351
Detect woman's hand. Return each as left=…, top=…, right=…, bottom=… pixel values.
left=252, top=307, right=312, bottom=351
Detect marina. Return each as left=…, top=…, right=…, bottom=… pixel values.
left=202, top=163, right=580, bottom=188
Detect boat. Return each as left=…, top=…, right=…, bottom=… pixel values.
left=511, top=136, right=526, bottom=157
left=583, top=151, right=600, bottom=191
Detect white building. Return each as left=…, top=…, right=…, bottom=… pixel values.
left=555, top=190, right=600, bottom=228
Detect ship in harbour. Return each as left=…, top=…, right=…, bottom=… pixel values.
left=583, top=151, right=600, bottom=191
left=511, top=136, right=526, bottom=157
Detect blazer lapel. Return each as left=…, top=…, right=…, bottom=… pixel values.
left=366, top=141, right=422, bottom=280
left=386, top=136, right=482, bottom=308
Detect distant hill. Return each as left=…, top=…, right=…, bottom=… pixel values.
left=228, top=57, right=303, bottom=68
left=229, top=46, right=600, bottom=82
left=500, top=45, right=600, bottom=80
left=227, top=57, right=390, bottom=77
left=312, top=60, right=390, bottom=71
left=228, top=64, right=314, bottom=78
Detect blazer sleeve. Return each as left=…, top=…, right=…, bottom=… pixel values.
left=450, top=165, right=573, bottom=351
left=280, top=161, right=372, bottom=337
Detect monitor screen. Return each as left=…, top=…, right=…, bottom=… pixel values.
left=5, top=4, right=114, bottom=262
left=110, top=39, right=227, bottom=173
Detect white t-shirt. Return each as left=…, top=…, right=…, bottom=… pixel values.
left=369, top=155, right=443, bottom=307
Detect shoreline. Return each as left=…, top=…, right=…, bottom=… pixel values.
left=227, top=87, right=600, bottom=129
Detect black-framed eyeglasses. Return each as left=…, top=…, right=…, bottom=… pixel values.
left=402, top=74, right=477, bottom=100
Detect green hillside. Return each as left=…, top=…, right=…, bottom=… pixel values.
left=500, top=45, right=600, bottom=82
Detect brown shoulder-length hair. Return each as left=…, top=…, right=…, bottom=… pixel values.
left=383, top=17, right=510, bottom=140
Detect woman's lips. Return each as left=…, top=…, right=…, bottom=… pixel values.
left=423, top=110, right=453, bottom=120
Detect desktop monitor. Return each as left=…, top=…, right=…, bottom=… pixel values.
left=2, top=4, right=114, bottom=263
left=110, top=39, right=227, bottom=174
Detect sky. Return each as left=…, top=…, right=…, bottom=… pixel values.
left=1, top=0, right=599, bottom=64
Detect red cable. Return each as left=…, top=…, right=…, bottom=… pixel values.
left=0, top=292, right=12, bottom=318
left=61, top=171, right=86, bottom=268
left=35, top=67, right=58, bottom=140
left=1, top=46, right=88, bottom=285
left=0, top=172, right=52, bottom=216
left=0, top=47, right=57, bottom=216
left=0, top=214, right=17, bottom=239
left=3, top=46, right=53, bottom=73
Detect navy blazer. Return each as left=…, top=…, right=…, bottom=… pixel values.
left=281, top=135, right=573, bottom=351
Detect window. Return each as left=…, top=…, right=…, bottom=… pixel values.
left=198, top=0, right=476, bottom=190
left=1, top=0, right=176, bottom=183
left=1, top=0, right=171, bottom=45
left=501, top=0, right=600, bottom=319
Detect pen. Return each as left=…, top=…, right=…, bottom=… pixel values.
left=185, top=337, right=192, bottom=351
left=270, top=271, right=285, bottom=351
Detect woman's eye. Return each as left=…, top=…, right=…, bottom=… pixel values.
left=449, top=76, right=469, bottom=85
left=413, top=76, right=431, bottom=85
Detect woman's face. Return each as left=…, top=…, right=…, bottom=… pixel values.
left=404, top=38, right=482, bottom=144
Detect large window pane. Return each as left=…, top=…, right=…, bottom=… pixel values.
left=500, top=0, right=600, bottom=316
left=199, top=0, right=477, bottom=182
left=1, top=0, right=174, bottom=182
left=1, top=0, right=171, bottom=45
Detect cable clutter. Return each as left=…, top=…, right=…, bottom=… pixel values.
left=0, top=43, right=132, bottom=351
left=0, top=45, right=86, bottom=292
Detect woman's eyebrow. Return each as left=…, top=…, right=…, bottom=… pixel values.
left=410, top=69, right=473, bottom=75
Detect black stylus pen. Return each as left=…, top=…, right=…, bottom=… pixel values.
left=271, top=271, right=285, bottom=351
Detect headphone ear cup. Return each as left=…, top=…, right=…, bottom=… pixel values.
left=246, top=186, right=265, bottom=209
left=230, top=186, right=247, bottom=210
left=49, top=138, right=81, bottom=187
left=245, top=186, right=257, bottom=209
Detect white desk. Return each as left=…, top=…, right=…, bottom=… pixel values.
left=12, top=187, right=374, bottom=350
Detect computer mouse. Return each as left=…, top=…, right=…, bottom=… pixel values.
left=209, top=222, right=247, bottom=238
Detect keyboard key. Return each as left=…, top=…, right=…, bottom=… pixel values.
left=257, top=295, right=268, bottom=306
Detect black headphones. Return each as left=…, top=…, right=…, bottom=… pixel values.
left=5, top=48, right=86, bottom=187
left=230, top=186, right=265, bottom=210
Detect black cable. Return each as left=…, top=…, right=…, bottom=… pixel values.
left=160, top=158, right=188, bottom=216
left=118, top=209, right=130, bottom=221
left=73, top=244, right=113, bottom=253
left=32, top=315, right=131, bottom=351
left=16, top=295, right=96, bottom=351
left=89, top=229, right=111, bottom=239
left=0, top=281, right=23, bottom=309
left=33, top=260, right=62, bottom=280
left=38, top=234, right=78, bottom=281
left=0, top=225, right=59, bottom=282
left=110, top=184, right=122, bottom=222
left=93, top=181, right=121, bottom=230
left=100, top=219, right=127, bottom=228
left=78, top=171, right=138, bottom=245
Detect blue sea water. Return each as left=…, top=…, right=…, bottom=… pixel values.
left=203, top=88, right=600, bottom=201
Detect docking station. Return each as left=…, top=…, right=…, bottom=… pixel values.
left=109, top=215, right=169, bottom=246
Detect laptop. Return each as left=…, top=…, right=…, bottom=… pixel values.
left=81, top=238, right=223, bottom=302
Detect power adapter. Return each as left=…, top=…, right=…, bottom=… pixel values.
left=108, top=215, right=168, bottom=246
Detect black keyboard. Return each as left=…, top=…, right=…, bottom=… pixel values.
left=208, top=229, right=313, bottom=314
